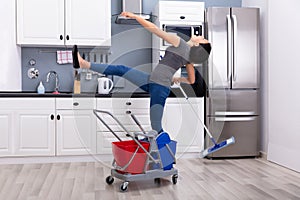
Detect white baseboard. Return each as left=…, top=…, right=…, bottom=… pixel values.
left=0, top=152, right=201, bottom=165
left=259, top=151, right=267, bottom=160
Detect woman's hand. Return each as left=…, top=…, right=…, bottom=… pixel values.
left=120, top=11, right=136, bottom=19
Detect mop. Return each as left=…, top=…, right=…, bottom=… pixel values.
left=177, top=85, right=235, bottom=158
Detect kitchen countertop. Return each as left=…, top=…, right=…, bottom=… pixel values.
left=0, top=91, right=150, bottom=98
left=0, top=88, right=198, bottom=98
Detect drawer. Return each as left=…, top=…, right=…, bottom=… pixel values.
left=97, top=98, right=150, bottom=109
left=97, top=124, right=152, bottom=132
left=0, top=98, right=55, bottom=110
left=96, top=113, right=151, bottom=131
left=56, top=98, right=96, bottom=110
left=158, top=1, right=204, bottom=22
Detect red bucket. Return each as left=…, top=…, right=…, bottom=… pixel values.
left=112, top=140, right=150, bottom=174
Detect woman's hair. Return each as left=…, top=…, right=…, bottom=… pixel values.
left=189, top=43, right=212, bottom=64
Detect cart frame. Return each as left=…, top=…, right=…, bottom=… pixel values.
left=93, top=109, right=178, bottom=192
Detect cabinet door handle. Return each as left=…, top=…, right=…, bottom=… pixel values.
left=126, top=102, right=132, bottom=105
left=180, top=16, right=185, bottom=20
left=60, top=35, right=63, bottom=40
left=57, top=115, right=61, bottom=120
left=66, top=35, right=70, bottom=40
left=73, top=102, right=79, bottom=106
left=50, top=114, right=55, bottom=120
left=126, top=110, right=131, bottom=114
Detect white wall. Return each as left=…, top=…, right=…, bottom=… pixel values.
left=267, top=0, right=300, bottom=172
left=242, top=0, right=268, bottom=154
left=243, top=0, right=300, bottom=172
left=0, top=0, right=22, bottom=91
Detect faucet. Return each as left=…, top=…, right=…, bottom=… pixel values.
left=46, top=71, right=60, bottom=94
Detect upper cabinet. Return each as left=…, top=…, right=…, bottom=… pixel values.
left=16, top=0, right=111, bottom=47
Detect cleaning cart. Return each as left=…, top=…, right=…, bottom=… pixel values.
left=93, top=109, right=178, bottom=192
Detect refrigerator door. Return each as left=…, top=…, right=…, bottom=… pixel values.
left=206, top=7, right=231, bottom=89
left=231, top=7, right=260, bottom=89
left=206, top=90, right=260, bottom=116
left=206, top=115, right=260, bottom=157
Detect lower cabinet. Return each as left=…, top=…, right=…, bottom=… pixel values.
left=0, top=110, right=14, bottom=156
left=56, top=98, right=96, bottom=155
left=0, top=98, right=96, bottom=157
left=96, top=98, right=151, bottom=154
left=14, top=109, right=56, bottom=156
left=0, top=96, right=203, bottom=158
left=0, top=98, right=56, bottom=156
left=96, top=97, right=204, bottom=154
left=163, top=98, right=204, bottom=153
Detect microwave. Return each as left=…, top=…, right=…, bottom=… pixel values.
left=162, top=24, right=203, bottom=46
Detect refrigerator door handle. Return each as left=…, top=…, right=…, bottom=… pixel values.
left=226, top=15, right=232, bottom=82
left=232, top=14, right=237, bottom=82
left=215, top=117, right=256, bottom=122
left=215, top=111, right=256, bottom=116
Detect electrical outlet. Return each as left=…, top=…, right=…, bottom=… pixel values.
left=86, top=72, right=92, bottom=80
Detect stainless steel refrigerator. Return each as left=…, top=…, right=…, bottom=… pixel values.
left=204, top=7, right=260, bottom=158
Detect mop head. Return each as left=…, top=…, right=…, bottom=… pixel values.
left=200, top=136, right=235, bottom=158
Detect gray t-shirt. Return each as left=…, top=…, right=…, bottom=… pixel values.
left=150, top=38, right=191, bottom=87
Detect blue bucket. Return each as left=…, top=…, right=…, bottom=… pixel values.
left=156, top=132, right=177, bottom=170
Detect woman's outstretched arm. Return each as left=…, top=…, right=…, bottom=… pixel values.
left=121, top=11, right=180, bottom=47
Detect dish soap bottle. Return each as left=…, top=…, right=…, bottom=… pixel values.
left=37, top=81, right=45, bottom=94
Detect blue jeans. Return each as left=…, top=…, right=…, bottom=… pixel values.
left=90, top=63, right=170, bottom=133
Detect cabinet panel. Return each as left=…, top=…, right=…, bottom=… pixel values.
left=163, top=98, right=204, bottom=153
left=56, top=110, right=96, bottom=155
left=0, top=98, right=56, bottom=157
left=158, top=1, right=204, bottom=22
left=0, top=112, right=13, bottom=155
left=14, top=110, right=55, bottom=156
left=16, top=0, right=64, bottom=45
left=17, top=0, right=111, bottom=46
left=56, top=98, right=96, bottom=110
left=65, top=0, right=111, bottom=46
left=97, top=98, right=150, bottom=109
left=96, top=98, right=151, bottom=154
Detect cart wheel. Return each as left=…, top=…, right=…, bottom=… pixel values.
left=172, top=174, right=178, bottom=184
left=120, top=182, right=129, bottom=192
left=154, top=178, right=161, bottom=184
left=106, top=176, right=114, bottom=185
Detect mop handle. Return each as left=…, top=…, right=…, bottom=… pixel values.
left=178, top=85, right=217, bottom=144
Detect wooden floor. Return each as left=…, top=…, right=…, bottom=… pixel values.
left=0, top=158, right=300, bottom=200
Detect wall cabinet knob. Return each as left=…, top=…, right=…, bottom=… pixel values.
left=66, top=35, right=70, bottom=40
left=57, top=115, right=61, bottom=120
left=60, top=35, right=63, bottom=40
left=50, top=114, right=55, bottom=120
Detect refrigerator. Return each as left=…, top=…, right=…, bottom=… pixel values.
left=204, top=7, right=260, bottom=158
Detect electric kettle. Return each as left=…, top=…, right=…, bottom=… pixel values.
left=98, top=77, right=113, bottom=94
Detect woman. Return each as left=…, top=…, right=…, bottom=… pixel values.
left=73, top=11, right=211, bottom=134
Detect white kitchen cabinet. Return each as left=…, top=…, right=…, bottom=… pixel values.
left=96, top=98, right=151, bottom=154
left=162, top=98, right=204, bottom=153
left=0, top=110, right=13, bottom=156
left=14, top=109, right=56, bottom=156
left=154, top=1, right=204, bottom=22
left=16, top=0, right=111, bottom=47
left=0, top=98, right=56, bottom=157
left=96, top=97, right=204, bottom=154
left=56, top=98, right=96, bottom=155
